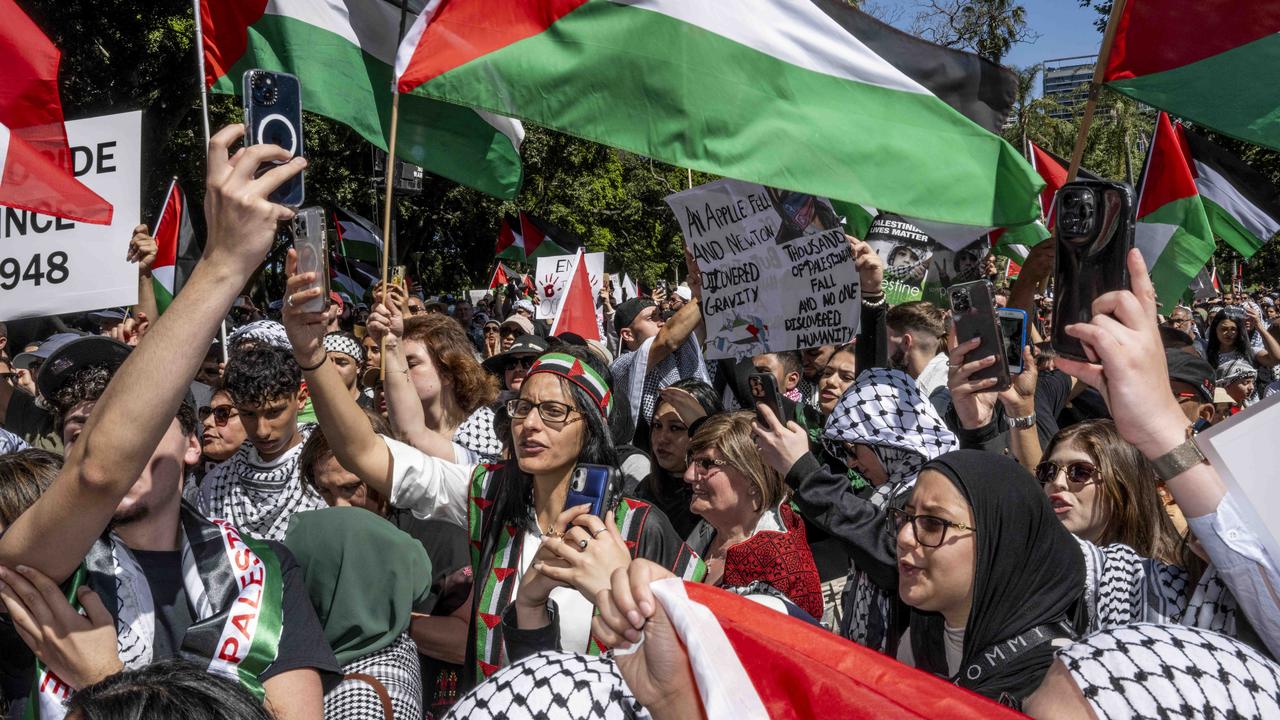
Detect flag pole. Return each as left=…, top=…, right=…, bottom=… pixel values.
left=1065, top=0, right=1128, bottom=182
left=379, top=0, right=410, bottom=380
left=191, top=0, right=228, bottom=363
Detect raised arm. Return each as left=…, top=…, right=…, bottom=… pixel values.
left=850, top=236, right=888, bottom=371
left=128, top=224, right=160, bottom=323
left=649, top=251, right=704, bottom=367
left=0, top=125, right=304, bottom=581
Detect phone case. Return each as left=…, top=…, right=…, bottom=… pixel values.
left=951, top=280, right=1011, bottom=391
left=292, top=207, right=328, bottom=313
left=1051, top=180, right=1136, bottom=361
left=243, top=69, right=305, bottom=207
left=748, top=372, right=786, bottom=422
left=997, top=308, right=1028, bottom=374
left=566, top=464, right=621, bottom=519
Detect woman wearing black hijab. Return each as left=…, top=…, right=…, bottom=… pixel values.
left=895, top=450, right=1085, bottom=706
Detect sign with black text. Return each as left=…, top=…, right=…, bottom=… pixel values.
left=0, top=111, right=141, bottom=321
left=666, top=179, right=859, bottom=361
left=534, top=251, right=605, bottom=320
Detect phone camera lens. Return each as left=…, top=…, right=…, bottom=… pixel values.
left=251, top=73, right=279, bottom=106
left=951, top=290, right=971, bottom=313
left=1059, top=190, right=1096, bottom=238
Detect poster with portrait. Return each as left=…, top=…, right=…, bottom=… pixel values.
left=865, top=213, right=936, bottom=305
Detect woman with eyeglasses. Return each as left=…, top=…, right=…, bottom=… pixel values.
left=199, top=388, right=246, bottom=469
left=682, top=411, right=822, bottom=619
left=283, top=274, right=700, bottom=686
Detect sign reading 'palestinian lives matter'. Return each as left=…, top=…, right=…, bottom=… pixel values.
left=666, top=179, right=859, bottom=361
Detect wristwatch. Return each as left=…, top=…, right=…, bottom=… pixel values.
left=1149, top=427, right=1209, bottom=481
left=1008, top=413, right=1036, bottom=430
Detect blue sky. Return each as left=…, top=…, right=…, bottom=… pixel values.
left=871, top=0, right=1105, bottom=79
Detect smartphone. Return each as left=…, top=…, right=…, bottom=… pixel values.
left=1051, top=180, right=1136, bottom=361
left=566, top=464, right=621, bottom=519
left=243, top=69, right=305, bottom=207
left=292, top=207, right=329, bottom=313
left=950, top=280, right=1011, bottom=391
left=997, top=308, right=1028, bottom=375
left=748, top=372, right=786, bottom=424
left=390, top=265, right=406, bottom=289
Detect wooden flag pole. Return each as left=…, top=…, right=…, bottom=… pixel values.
left=378, top=91, right=401, bottom=381
left=191, top=0, right=229, bottom=363
left=1065, top=0, right=1128, bottom=183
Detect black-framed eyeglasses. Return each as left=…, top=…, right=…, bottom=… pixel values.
left=484, top=326, right=500, bottom=334
left=1035, top=460, right=1101, bottom=488
left=889, top=508, right=975, bottom=548
left=506, top=398, right=578, bottom=425
left=199, top=406, right=239, bottom=426
left=685, top=454, right=729, bottom=473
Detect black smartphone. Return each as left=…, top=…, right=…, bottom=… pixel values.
left=748, top=372, right=786, bottom=424
left=997, top=308, right=1028, bottom=375
left=292, top=208, right=328, bottom=313
left=243, top=69, right=305, bottom=207
left=566, top=464, right=621, bottom=519
left=950, top=280, right=1011, bottom=391
left=1051, top=180, right=1136, bottom=361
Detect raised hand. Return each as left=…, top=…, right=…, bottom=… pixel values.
left=127, top=225, right=158, bottom=276
left=280, top=248, right=329, bottom=369
left=946, top=330, right=1000, bottom=430
left=751, top=403, right=810, bottom=476
left=847, top=235, right=883, bottom=297
left=537, top=509, right=633, bottom=603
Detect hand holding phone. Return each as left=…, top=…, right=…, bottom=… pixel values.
left=565, top=464, right=621, bottom=519
left=997, top=308, right=1028, bottom=375
left=291, top=208, right=328, bottom=313
left=243, top=69, right=305, bottom=207
left=749, top=372, right=787, bottom=425
left=950, top=280, right=1011, bottom=391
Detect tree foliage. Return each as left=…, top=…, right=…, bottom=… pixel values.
left=910, top=0, right=1037, bottom=64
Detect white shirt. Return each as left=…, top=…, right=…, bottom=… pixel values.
left=384, top=436, right=595, bottom=653
left=1187, top=490, right=1280, bottom=659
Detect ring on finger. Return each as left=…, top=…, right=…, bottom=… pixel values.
left=590, top=528, right=607, bottom=538
left=287, top=295, right=296, bottom=308
left=578, top=538, right=589, bottom=550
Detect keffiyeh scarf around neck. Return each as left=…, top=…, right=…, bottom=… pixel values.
left=32, top=503, right=284, bottom=719
left=1059, top=624, right=1280, bottom=720
left=197, top=425, right=326, bottom=541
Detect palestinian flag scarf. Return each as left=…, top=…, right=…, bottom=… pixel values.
left=30, top=503, right=283, bottom=719
left=464, top=463, right=705, bottom=682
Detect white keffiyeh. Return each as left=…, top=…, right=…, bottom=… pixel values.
left=197, top=425, right=326, bottom=541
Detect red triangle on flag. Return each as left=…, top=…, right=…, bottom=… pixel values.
left=1028, top=140, right=1068, bottom=227
left=472, top=495, right=493, bottom=510
left=488, top=263, right=509, bottom=290
left=479, top=661, right=500, bottom=678
left=548, top=249, right=601, bottom=340
left=519, top=211, right=547, bottom=258
left=479, top=612, right=501, bottom=629
left=492, top=567, right=516, bottom=582
left=1138, top=112, right=1200, bottom=219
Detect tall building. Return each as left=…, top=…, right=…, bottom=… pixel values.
left=1042, top=56, right=1096, bottom=119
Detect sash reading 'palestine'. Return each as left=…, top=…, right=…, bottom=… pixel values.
left=29, top=515, right=283, bottom=719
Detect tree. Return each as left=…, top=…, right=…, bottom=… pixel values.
left=911, top=0, right=1038, bottom=64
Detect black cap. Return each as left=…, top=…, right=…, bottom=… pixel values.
left=1165, top=349, right=1214, bottom=404
left=37, top=336, right=132, bottom=401
left=614, top=298, right=655, bottom=333
left=482, top=334, right=549, bottom=373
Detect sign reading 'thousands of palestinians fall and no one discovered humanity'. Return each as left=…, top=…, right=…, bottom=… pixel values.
left=666, top=179, right=859, bottom=361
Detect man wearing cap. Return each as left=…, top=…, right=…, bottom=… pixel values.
left=1, top=334, right=86, bottom=452
left=610, top=263, right=709, bottom=428
left=0, top=125, right=335, bottom=717
left=482, top=334, right=550, bottom=398
left=1166, top=349, right=1217, bottom=427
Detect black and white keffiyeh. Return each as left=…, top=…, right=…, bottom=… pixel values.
left=610, top=335, right=710, bottom=428
left=445, top=651, right=648, bottom=720
left=1059, top=624, right=1280, bottom=720
left=455, top=405, right=503, bottom=463
left=322, top=332, right=364, bottom=364
left=227, top=320, right=292, bottom=351
left=324, top=633, right=422, bottom=720
left=196, top=425, right=327, bottom=541
left=823, top=367, right=958, bottom=485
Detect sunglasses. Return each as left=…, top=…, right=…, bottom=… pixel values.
left=199, top=406, right=240, bottom=426
left=1035, top=460, right=1101, bottom=488
left=506, top=356, right=537, bottom=371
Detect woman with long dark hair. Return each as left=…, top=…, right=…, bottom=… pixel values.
left=634, top=379, right=721, bottom=539
left=282, top=267, right=699, bottom=687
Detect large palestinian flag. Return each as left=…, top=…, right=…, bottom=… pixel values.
left=1104, top=1, right=1280, bottom=151
left=1177, top=125, right=1280, bottom=259
left=200, top=0, right=524, bottom=199
left=394, top=0, right=1042, bottom=230
left=494, top=214, right=524, bottom=262
left=1136, top=113, right=1215, bottom=310
left=151, top=179, right=199, bottom=314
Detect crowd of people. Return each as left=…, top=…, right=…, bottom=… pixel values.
left=0, top=124, right=1278, bottom=720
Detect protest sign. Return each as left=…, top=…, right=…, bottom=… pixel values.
left=1195, top=392, right=1280, bottom=577
left=534, top=251, right=604, bottom=320
left=468, top=289, right=490, bottom=305
left=666, top=179, right=859, bottom=361
left=865, top=213, right=935, bottom=306
left=923, top=237, right=991, bottom=307
left=0, top=111, right=141, bottom=321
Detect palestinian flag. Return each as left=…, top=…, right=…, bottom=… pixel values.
left=548, top=250, right=601, bottom=341
left=1103, top=1, right=1280, bottom=152
left=332, top=207, right=383, bottom=264
left=519, top=212, right=579, bottom=260
left=151, top=179, right=199, bottom=314
left=199, top=0, right=524, bottom=199
left=495, top=214, right=524, bottom=262
left=488, top=262, right=511, bottom=289
left=1136, top=113, right=1215, bottom=310
left=394, top=0, right=1042, bottom=230
left=1177, top=125, right=1280, bottom=259
left=646, top=578, right=1023, bottom=719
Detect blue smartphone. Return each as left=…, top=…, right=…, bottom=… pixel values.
left=243, top=69, right=305, bottom=207
left=565, top=464, right=621, bottom=519
left=997, top=307, right=1028, bottom=375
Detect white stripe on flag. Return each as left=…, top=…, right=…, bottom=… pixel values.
left=650, top=578, right=769, bottom=720
left=1136, top=222, right=1178, bottom=271
left=612, top=0, right=927, bottom=96
left=266, top=0, right=402, bottom=64
left=0, top=122, right=10, bottom=178
left=1194, top=159, right=1280, bottom=243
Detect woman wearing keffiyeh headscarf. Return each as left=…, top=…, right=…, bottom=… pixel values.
left=754, top=367, right=957, bottom=649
